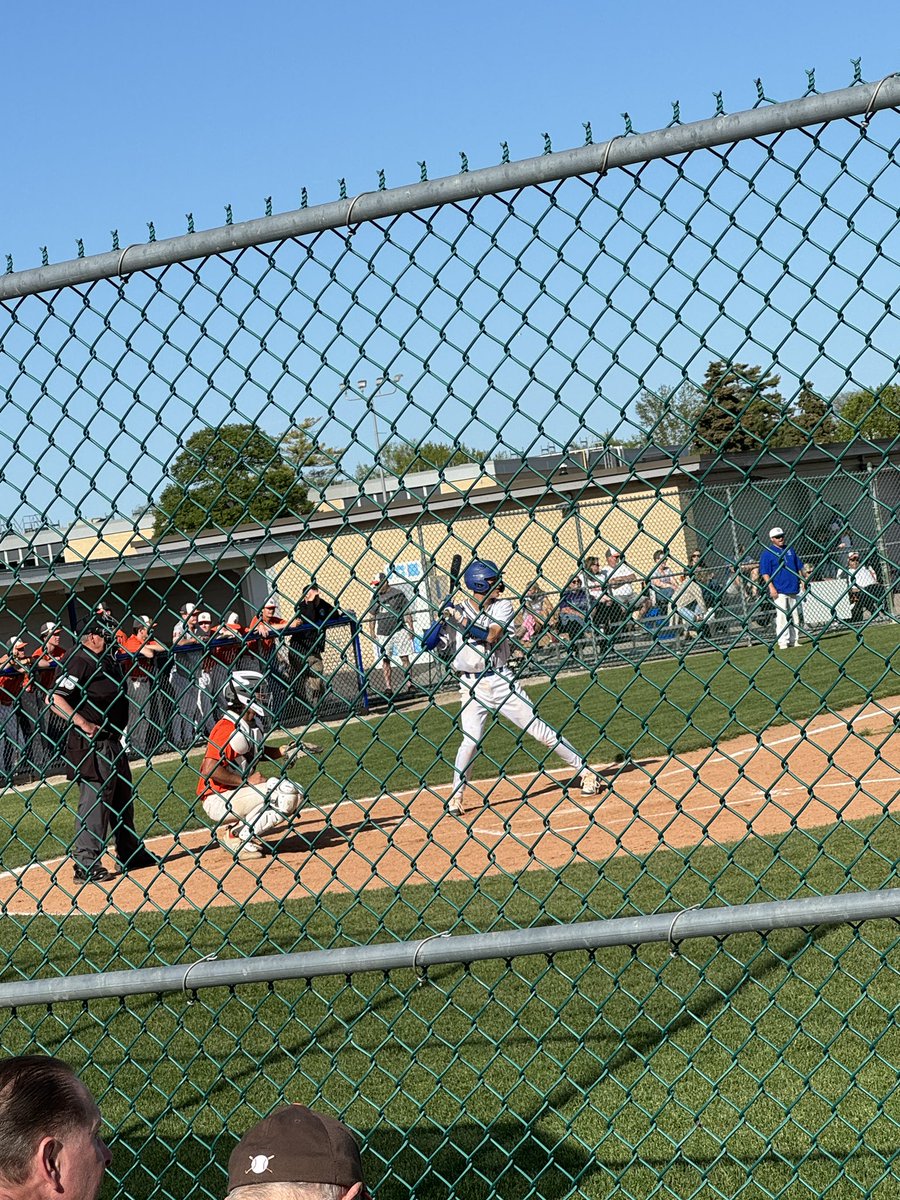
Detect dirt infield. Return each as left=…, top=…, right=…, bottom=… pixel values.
left=2, top=696, right=898, bottom=918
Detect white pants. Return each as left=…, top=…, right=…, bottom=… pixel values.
left=774, top=592, right=801, bottom=648
left=449, top=672, right=585, bottom=804
left=201, top=778, right=297, bottom=841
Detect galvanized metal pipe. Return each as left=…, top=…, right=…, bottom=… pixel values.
left=1, top=78, right=898, bottom=302
left=2, top=887, right=898, bottom=1010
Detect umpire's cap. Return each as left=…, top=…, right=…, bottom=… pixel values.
left=227, top=1104, right=367, bottom=1192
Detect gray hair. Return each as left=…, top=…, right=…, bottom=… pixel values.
left=227, top=1184, right=346, bottom=1200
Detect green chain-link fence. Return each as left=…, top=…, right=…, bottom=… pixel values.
left=1, top=69, right=900, bottom=1199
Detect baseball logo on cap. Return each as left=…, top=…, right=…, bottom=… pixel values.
left=247, top=1155, right=274, bottom=1176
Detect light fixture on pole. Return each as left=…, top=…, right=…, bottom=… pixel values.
left=342, top=373, right=403, bottom=504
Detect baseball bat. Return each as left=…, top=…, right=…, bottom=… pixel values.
left=431, top=552, right=463, bottom=614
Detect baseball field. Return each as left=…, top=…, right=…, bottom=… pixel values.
left=1, top=625, right=899, bottom=1198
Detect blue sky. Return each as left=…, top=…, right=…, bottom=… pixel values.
left=4, top=1, right=897, bottom=270
left=1, top=2, right=898, bottom=526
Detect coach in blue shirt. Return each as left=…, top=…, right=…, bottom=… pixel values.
left=759, top=527, right=807, bottom=649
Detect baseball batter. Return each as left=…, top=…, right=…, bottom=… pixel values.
left=429, top=560, right=602, bottom=815
left=197, top=669, right=304, bottom=860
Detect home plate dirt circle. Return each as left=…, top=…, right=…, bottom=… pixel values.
left=2, top=698, right=898, bottom=919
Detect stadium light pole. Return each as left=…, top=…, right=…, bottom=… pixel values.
left=344, top=374, right=403, bottom=505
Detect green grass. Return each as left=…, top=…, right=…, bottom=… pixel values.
left=4, top=625, right=900, bottom=1199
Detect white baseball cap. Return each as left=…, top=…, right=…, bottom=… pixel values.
left=40, top=621, right=61, bottom=636
left=197, top=611, right=213, bottom=623
left=227, top=612, right=240, bottom=624
left=9, top=635, right=26, bottom=649
left=182, top=602, right=196, bottom=616
left=769, top=527, right=785, bottom=539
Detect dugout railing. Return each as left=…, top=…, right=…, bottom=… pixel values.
left=1, top=65, right=900, bottom=1200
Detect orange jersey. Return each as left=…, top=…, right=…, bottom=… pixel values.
left=248, top=616, right=286, bottom=659
left=0, top=665, right=27, bottom=704
left=31, top=646, right=67, bottom=693
left=123, top=634, right=154, bottom=680
left=197, top=715, right=264, bottom=798
left=210, top=625, right=243, bottom=667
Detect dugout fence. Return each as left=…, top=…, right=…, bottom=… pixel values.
left=1, top=65, right=900, bottom=1200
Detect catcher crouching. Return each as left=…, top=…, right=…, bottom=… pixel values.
left=197, top=670, right=306, bottom=860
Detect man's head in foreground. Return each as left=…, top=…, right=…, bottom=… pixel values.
left=226, top=1105, right=367, bottom=1200
left=0, top=1055, right=111, bottom=1200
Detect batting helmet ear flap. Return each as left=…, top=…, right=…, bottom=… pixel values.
left=463, top=560, right=502, bottom=594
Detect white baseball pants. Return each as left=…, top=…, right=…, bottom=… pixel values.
left=448, top=673, right=585, bottom=806
left=774, top=592, right=801, bottom=648
left=202, top=778, right=295, bottom=841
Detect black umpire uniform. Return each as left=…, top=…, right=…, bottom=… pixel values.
left=286, top=583, right=339, bottom=713
left=51, top=621, right=158, bottom=884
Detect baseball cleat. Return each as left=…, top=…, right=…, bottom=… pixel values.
left=579, top=770, right=603, bottom=796
left=219, top=828, right=269, bottom=859
left=447, top=796, right=465, bottom=816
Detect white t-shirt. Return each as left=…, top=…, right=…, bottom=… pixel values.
left=600, top=563, right=636, bottom=602
left=450, top=597, right=515, bottom=675
left=847, top=565, right=877, bottom=589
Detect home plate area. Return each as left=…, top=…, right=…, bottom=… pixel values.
left=1, top=698, right=898, bottom=918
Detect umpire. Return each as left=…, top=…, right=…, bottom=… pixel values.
left=50, top=618, right=159, bottom=884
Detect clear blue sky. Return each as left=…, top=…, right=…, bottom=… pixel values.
left=4, top=1, right=897, bottom=270
left=1, top=2, right=899, bottom=526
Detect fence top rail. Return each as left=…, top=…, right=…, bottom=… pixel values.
left=3, top=887, right=899, bottom=1012
left=1, top=75, right=898, bottom=303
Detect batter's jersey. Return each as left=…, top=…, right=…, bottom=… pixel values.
left=197, top=713, right=265, bottom=798
left=450, top=597, right=515, bottom=676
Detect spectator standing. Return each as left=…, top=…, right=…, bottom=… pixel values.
left=0, top=637, right=29, bottom=782
left=169, top=603, right=204, bottom=749
left=208, top=612, right=245, bottom=723
left=367, top=574, right=415, bottom=698
left=285, top=581, right=340, bottom=716
left=759, top=527, right=808, bottom=650
left=50, top=619, right=159, bottom=883
left=194, top=611, right=219, bottom=737
left=248, top=597, right=288, bottom=723
left=225, top=1104, right=369, bottom=1200
left=31, top=623, right=69, bottom=770
left=123, top=616, right=166, bottom=761
left=595, top=549, right=637, bottom=637
left=0, top=1054, right=112, bottom=1200
left=843, top=551, right=883, bottom=625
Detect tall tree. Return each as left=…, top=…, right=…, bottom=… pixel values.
left=837, top=384, right=900, bottom=441
left=621, top=382, right=702, bottom=448
left=770, top=379, right=840, bottom=447
left=152, top=423, right=310, bottom=538
left=279, top=417, right=346, bottom=486
left=692, top=361, right=785, bottom=455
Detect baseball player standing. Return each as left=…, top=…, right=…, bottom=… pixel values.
left=432, top=560, right=601, bottom=815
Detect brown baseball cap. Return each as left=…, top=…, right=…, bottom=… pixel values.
left=227, top=1105, right=365, bottom=1191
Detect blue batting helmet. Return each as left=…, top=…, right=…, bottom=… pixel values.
left=464, top=560, right=502, bottom=594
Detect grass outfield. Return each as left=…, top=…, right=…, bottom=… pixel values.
left=3, top=815, right=900, bottom=1199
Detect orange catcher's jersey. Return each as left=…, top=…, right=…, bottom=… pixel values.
left=197, top=713, right=265, bottom=797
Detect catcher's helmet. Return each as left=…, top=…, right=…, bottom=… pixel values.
left=464, top=560, right=502, bottom=594
left=222, top=669, right=270, bottom=718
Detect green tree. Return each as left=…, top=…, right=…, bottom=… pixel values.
left=692, top=361, right=785, bottom=455
left=620, top=382, right=702, bottom=447
left=355, top=439, right=482, bottom=482
left=770, top=380, right=840, bottom=447
left=279, top=417, right=346, bottom=486
left=837, top=384, right=900, bottom=441
left=152, top=423, right=311, bottom=538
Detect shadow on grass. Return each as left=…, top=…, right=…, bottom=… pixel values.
left=115, top=1115, right=596, bottom=1200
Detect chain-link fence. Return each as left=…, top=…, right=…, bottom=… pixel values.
left=1, top=69, right=900, bottom=1200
